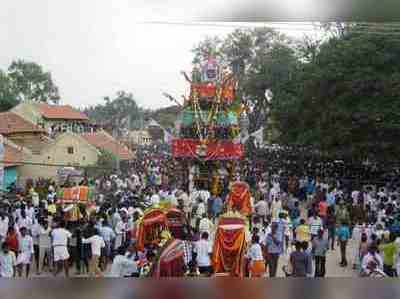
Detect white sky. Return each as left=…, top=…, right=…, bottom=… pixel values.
left=0, top=1, right=320, bottom=110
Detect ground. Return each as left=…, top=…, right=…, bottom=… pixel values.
left=276, top=239, right=358, bottom=277
left=26, top=205, right=361, bottom=278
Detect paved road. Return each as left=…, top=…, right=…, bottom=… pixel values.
left=25, top=238, right=359, bottom=278
left=25, top=206, right=361, bottom=278
left=276, top=239, right=358, bottom=277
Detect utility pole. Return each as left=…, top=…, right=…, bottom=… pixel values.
left=113, top=120, right=120, bottom=173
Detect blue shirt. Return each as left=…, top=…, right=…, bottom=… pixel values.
left=306, top=180, right=316, bottom=194
left=336, top=225, right=350, bottom=241
left=212, top=197, right=223, bottom=214
left=265, top=233, right=283, bottom=254
left=326, top=193, right=336, bottom=206
left=276, top=219, right=287, bottom=243
left=100, top=226, right=116, bottom=243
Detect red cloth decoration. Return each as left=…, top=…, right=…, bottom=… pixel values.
left=172, top=139, right=243, bottom=160
left=166, top=208, right=187, bottom=239
left=226, top=182, right=252, bottom=216
left=137, top=209, right=168, bottom=251
left=191, top=83, right=216, bottom=98
left=152, top=239, right=186, bottom=278
left=212, top=217, right=247, bottom=277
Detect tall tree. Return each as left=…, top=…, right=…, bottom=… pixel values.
left=270, top=25, right=400, bottom=161
left=191, top=36, right=223, bottom=64
left=7, top=60, right=60, bottom=104
left=85, top=91, right=141, bottom=133
left=0, top=70, right=18, bottom=112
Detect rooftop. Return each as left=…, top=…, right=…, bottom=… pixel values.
left=0, top=112, right=45, bottom=135
left=36, top=103, right=89, bottom=120
left=80, top=131, right=134, bottom=160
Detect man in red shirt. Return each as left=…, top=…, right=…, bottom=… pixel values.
left=318, top=197, right=328, bottom=225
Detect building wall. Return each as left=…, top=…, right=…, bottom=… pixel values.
left=42, top=119, right=89, bottom=131
left=18, top=132, right=99, bottom=186
left=7, top=132, right=49, bottom=154
left=128, top=130, right=153, bottom=146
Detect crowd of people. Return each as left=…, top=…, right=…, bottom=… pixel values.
left=1, top=147, right=400, bottom=278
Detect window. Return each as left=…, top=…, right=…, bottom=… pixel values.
left=67, top=146, right=74, bottom=154
left=82, top=156, right=86, bottom=161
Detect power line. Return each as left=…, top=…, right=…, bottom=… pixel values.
left=140, top=21, right=400, bottom=36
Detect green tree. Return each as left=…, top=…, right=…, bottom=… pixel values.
left=191, top=36, right=223, bottom=64
left=85, top=91, right=141, bottom=131
left=0, top=70, right=18, bottom=112
left=7, top=60, right=60, bottom=103
left=270, top=25, right=400, bottom=161
left=97, top=149, right=118, bottom=170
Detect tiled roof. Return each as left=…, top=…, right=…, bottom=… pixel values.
left=0, top=112, right=45, bottom=135
left=3, top=143, right=23, bottom=167
left=36, top=103, right=89, bottom=120
left=80, top=131, right=134, bottom=160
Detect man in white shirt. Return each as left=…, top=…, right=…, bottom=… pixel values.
left=151, top=193, right=160, bottom=206
left=16, top=210, right=33, bottom=232
left=111, top=209, right=122, bottom=230
left=199, top=214, right=214, bottom=235
left=32, top=192, right=40, bottom=208
left=16, top=227, right=34, bottom=277
left=82, top=230, right=105, bottom=277
left=99, top=220, right=116, bottom=268
left=254, top=198, right=269, bottom=222
left=195, top=232, right=213, bottom=276
left=0, top=243, right=16, bottom=278
left=51, top=220, right=72, bottom=277
left=25, top=202, right=36, bottom=220
left=196, top=200, right=206, bottom=219
left=361, top=245, right=384, bottom=276
left=31, top=219, right=42, bottom=275
left=108, top=247, right=138, bottom=277
left=246, top=235, right=265, bottom=277
left=179, top=191, right=192, bottom=220
left=270, top=197, right=282, bottom=221
left=38, top=220, right=52, bottom=274
left=115, top=216, right=128, bottom=249
left=351, top=190, right=360, bottom=206
left=0, top=213, right=9, bottom=245
left=308, top=214, right=323, bottom=239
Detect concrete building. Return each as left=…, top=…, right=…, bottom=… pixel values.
left=81, top=130, right=135, bottom=160
left=11, top=101, right=90, bottom=136
left=126, top=129, right=153, bottom=147
left=18, top=131, right=100, bottom=186
left=0, top=111, right=49, bottom=154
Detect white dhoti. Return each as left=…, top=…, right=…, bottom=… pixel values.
left=16, top=252, right=32, bottom=265
left=114, top=234, right=123, bottom=250
left=53, top=246, right=70, bottom=262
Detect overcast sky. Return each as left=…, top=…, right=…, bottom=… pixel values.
left=0, top=1, right=320, bottom=110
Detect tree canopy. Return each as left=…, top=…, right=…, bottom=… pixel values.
left=270, top=25, right=400, bottom=161
left=84, top=91, right=141, bottom=132
left=0, top=60, right=60, bottom=111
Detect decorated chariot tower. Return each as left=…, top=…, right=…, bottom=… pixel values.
left=171, top=56, right=246, bottom=194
